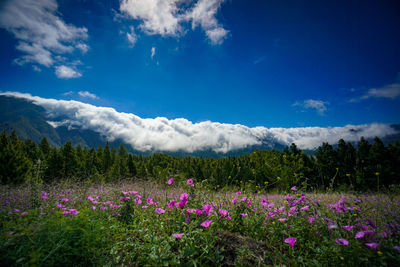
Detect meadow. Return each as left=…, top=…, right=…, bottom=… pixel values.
left=1, top=178, right=399, bottom=266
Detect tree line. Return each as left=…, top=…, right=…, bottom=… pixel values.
left=1, top=131, right=399, bottom=192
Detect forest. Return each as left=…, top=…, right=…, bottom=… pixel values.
left=1, top=130, right=399, bottom=192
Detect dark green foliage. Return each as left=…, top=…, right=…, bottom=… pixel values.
left=0, top=131, right=399, bottom=191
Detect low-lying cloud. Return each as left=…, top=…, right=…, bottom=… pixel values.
left=1, top=92, right=397, bottom=153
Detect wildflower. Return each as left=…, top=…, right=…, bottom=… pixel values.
left=61, top=198, right=69, bottom=202
left=300, top=206, right=309, bottom=211
left=141, top=205, right=148, bottom=209
left=328, top=224, right=338, bottom=230
left=41, top=195, right=48, bottom=200
left=91, top=206, right=96, bottom=210
left=135, top=198, right=142, bottom=205
left=308, top=217, right=315, bottom=224
left=393, top=246, right=400, bottom=251
left=284, top=237, right=296, bottom=247
left=232, top=197, right=237, bottom=205
left=235, top=191, right=242, bottom=195
left=168, top=177, right=174, bottom=185
left=277, top=177, right=281, bottom=181
left=41, top=191, right=48, bottom=196
left=201, top=219, right=212, bottom=228
left=120, top=196, right=130, bottom=200
left=218, top=209, right=229, bottom=218
left=110, top=204, right=121, bottom=209
left=21, top=212, right=27, bottom=215
left=180, top=193, right=189, bottom=201
left=291, top=186, right=297, bottom=191
left=155, top=208, right=165, bottom=215
left=202, top=204, right=213, bottom=216
left=355, top=231, right=375, bottom=240
left=365, top=243, right=379, bottom=250
left=278, top=217, right=287, bottom=223
left=168, top=199, right=176, bottom=209
left=240, top=213, right=248, bottom=217
left=335, top=238, right=349, bottom=246
left=57, top=203, right=65, bottom=209
left=195, top=209, right=203, bottom=216
left=377, top=251, right=383, bottom=256
left=173, top=233, right=184, bottom=240
left=342, top=225, right=354, bottom=232
left=187, top=179, right=194, bottom=187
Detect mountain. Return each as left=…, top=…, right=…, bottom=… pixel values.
left=0, top=95, right=399, bottom=157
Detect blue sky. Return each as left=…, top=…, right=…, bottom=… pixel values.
left=1, top=0, right=399, bottom=129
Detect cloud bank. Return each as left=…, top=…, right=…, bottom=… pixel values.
left=120, top=0, right=229, bottom=45
left=0, top=92, right=397, bottom=153
left=0, top=0, right=88, bottom=78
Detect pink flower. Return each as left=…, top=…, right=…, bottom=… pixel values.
left=218, top=209, right=229, bottom=218
left=240, top=213, right=248, bottom=217
left=173, top=233, right=184, bottom=240
left=278, top=217, right=287, bottom=222
left=201, top=219, right=212, bottom=228
left=120, top=196, right=130, bottom=200
left=187, top=179, right=193, bottom=185
left=232, top=197, right=237, bottom=205
left=155, top=208, right=165, bottom=215
left=202, top=204, right=213, bottom=216
left=135, top=198, right=142, bottom=205
left=168, top=177, right=174, bottom=185
left=355, top=231, right=375, bottom=240
left=300, top=206, right=309, bottom=211
left=61, top=198, right=69, bottom=202
left=284, top=237, right=296, bottom=247
left=141, top=205, right=148, bottom=209
left=41, top=196, right=48, bottom=200
left=365, top=243, right=379, bottom=250
left=235, top=191, right=242, bottom=195
left=180, top=193, right=189, bottom=201
left=308, top=217, right=315, bottom=224
left=195, top=209, right=203, bottom=216
left=168, top=199, right=176, bottom=209
left=91, top=206, right=96, bottom=210
left=342, top=225, right=354, bottom=232
left=291, top=186, right=297, bottom=191
left=335, top=238, right=349, bottom=246
left=41, top=191, right=48, bottom=196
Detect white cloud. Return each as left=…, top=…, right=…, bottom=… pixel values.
left=293, top=99, right=329, bottom=115
left=55, top=65, right=82, bottom=79
left=360, top=83, right=400, bottom=100
left=0, top=0, right=88, bottom=76
left=62, top=91, right=74, bottom=96
left=76, top=43, right=89, bottom=54
left=1, top=92, right=398, bottom=152
left=126, top=26, right=138, bottom=47
left=151, top=47, right=156, bottom=59
left=119, top=0, right=229, bottom=45
left=120, top=0, right=182, bottom=36
left=78, top=91, right=98, bottom=99
left=187, top=0, right=228, bottom=44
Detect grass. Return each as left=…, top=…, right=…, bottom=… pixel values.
left=1, top=179, right=400, bottom=266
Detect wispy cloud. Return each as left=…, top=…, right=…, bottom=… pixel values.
left=55, top=65, right=82, bottom=79
left=126, top=26, right=138, bottom=47
left=293, top=99, right=329, bottom=115
left=151, top=47, right=156, bottom=60
left=351, top=83, right=400, bottom=102
left=1, top=92, right=397, bottom=152
left=78, top=91, right=98, bottom=99
left=119, top=0, right=229, bottom=45
left=62, top=91, right=74, bottom=96
left=0, top=0, right=88, bottom=77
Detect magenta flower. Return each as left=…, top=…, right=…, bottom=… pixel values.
left=61, top=198, right=69, bottom=202
left=41, top=191, right=48, bottom=196
left=308, top=217, right=315, bottom=224
left=180, top=193, right=189, bottom=201
left=284, top=237, right=296, bottom=247
left=168, top=177, right=174, bottom=185
left=342, top=225, right=354, bottom=232
left=355, top=230, right=375, bottom=240
left=365, top=243, right=379, bottom=250
left=201, top=219, right=212, bottom=228
left=155, top=208, right=165, bottom=215
left=232, top=197, right=237, bottom=205
left=173, top=233, right=184, bottom=240
left=195, top=209, right=203, bottom=216
left=335, top=238, right=349, bottom=246
left=300, top=206, right=309, bottom=211
left=187, top=178, right=193, bottom=186
left=202, top=204, right=213, bottom=216
left=218, top=209, right=229, bottom=218
left=41, top=196, right=48, bottom=200
left=120, top=196, right=130, bottom=200
left=291, top=186, right=297, bottom=191
left=278, top=217, right=287, bottom=222
left=240, top=213, right=248, bottom=217
left=235, top=191, right=242, bottom=195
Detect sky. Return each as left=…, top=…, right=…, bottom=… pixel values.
left=0, top=0, right=399, bottom=152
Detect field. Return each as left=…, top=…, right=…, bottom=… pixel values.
left=1, top=179, right=400, bottom=266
